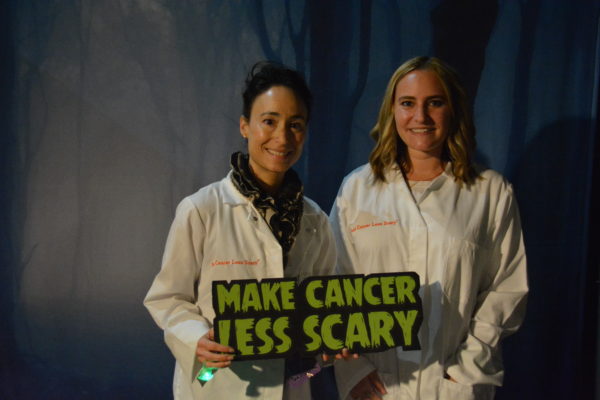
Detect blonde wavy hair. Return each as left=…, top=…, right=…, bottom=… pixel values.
left=369, top=56, right=478, bottom=185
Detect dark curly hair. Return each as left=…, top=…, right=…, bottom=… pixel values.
left=242, top=61, right=312, bottom=120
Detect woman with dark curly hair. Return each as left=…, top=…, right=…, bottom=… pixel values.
left=145, top=61, right=336, bottom=399
left=331, top=56, right=528, bottom=400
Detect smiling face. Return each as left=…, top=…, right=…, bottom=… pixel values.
left=393, top=69, right=452, bottom=160
left=240, top=85, right=307, bottom=191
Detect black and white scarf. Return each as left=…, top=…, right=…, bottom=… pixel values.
left=230, top=152, right=319, bottom=385
left=229, top=152, right=303, bottom=267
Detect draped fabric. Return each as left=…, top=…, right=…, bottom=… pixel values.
left=1, top=1, right=598, bottom=399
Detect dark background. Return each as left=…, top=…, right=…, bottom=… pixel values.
left=1, top=1, right=599, bottom=399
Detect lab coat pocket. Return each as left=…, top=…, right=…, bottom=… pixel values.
left=442, top=237, right=490, bottom=307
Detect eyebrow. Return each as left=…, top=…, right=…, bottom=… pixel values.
left=259, top=111, right=306, bottom=120
left=397, top=95, right=446, bottom=100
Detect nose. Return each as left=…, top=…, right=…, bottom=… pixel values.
left=413, top=103, right=431, bottom=124
left=273, top=122, right=292, bottom=143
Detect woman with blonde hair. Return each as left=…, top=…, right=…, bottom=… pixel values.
left=331, top=56, right=528, bottom=399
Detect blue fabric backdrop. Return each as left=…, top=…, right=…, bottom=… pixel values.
left=1, top=1, right=598, bottom=399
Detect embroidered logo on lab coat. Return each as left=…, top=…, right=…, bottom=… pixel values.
left=350, top=220, right=398, bottom=233
left=210, top=258, right=261, bottom=267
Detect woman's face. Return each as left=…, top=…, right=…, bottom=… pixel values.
left=393, top=69, right=451, bottom=160
left=240, top=85, right=307, bottom=189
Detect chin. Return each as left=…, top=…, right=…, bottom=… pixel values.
left=269, top=164, right=293, bottom=174
left=271, top=157, right=298, bottom=170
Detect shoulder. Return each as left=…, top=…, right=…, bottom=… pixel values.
left=182, top=180, right=222, bottom=212
left=335, top=163, right=402, bottom=201
left=177, top=174, right=243, bottom=217
left=471, top=166, right=514, bottom=194
left=302, top=196, right=329, bottom=225
left=341, top=163, right=374, bottom=184
left=337, top=164, right=377, bottom=195
left=303, top=195, right=323, bottom=215
left=465, top=166, right=517, bottom=213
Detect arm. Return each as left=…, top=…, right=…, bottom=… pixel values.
left=446, top=184, right=528, bottom=385
left=329, top=195, right=360, bottom=276
left=329, top=194, right=381, bottom=399
left=312, top=212, right=362, bottom=363
left=144, top=197, right=213, bottom=384
left=311, top=210, right=338, bottom=277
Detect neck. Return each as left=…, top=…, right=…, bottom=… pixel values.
left=248, top=164, right=283, bottom=196
left=406, top=152, right=445, bottom=181
left=257, top=180, right=281, bottom=196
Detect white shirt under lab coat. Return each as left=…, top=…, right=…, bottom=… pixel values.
left=144, top=171, right=336, bottom=399
left=330, top=164, right=528, bottom=400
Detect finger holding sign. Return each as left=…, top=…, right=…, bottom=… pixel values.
left=336, top=347, right=359, bottom=360
left=322, top=348, right=359, bottom=362
left=196, top=328, right=235, bottom=368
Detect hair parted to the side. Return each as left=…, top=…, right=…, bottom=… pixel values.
left=368, top=56, right=478, bottom=185
left=242, top=61, right=312, bottom=120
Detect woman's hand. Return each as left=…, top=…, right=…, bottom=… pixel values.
left=350, top=370, right=387, bottom=399
left=196, top=329, right=235, bottom=368
left=322, top=348, right=359, bottom=362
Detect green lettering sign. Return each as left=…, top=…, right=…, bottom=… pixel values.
left=212, top=272, right=422, bottom=361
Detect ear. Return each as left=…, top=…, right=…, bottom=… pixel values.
left=239, top=115, right=249, bottom=139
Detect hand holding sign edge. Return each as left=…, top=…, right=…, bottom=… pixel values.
left=196, top=328, right=235, bottom=368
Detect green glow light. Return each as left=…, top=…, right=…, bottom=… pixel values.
left=197, top=366, right=218, bottom=382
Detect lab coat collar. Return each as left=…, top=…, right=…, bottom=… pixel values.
left=384, top=162, right=452, bottom=189
left=221, top=171, right=249, bottom=205
left=429, top=162, right=452, bottom=191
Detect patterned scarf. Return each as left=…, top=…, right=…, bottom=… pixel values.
left=229, top=152, right=303, bottom=267
left=230, top=152, right=317, bottom=385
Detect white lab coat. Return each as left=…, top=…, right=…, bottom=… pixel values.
left=330, top=164, right=528, bottom=400
left=144, top=171, right=336, bottom=399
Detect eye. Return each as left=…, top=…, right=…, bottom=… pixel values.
left=263, top=118, right=276, bottom=126
left=428, top=99, right=446, bottom=108
left=290, top=121, right=306, bottom=132
left=399, top=100, right=414, bottom=107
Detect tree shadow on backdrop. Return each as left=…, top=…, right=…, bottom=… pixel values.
left=499, top=117, right=597, bottom=400
left=431, top=0, right=498, bottom=102
left=305, top=1, right=372, bottom=209
left=0, top=0, right=17, bottom=398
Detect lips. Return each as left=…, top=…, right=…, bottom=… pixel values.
left=409, top=128, right=435, bottom=133
left=267, top=149, right=293, bottom=157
